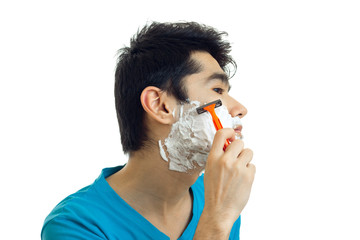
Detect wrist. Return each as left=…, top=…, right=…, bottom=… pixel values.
left=193, top=210, right=233, bottom=240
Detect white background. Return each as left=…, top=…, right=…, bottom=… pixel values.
left=1, top=0, right=359, bottom=239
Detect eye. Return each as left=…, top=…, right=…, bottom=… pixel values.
left=213, top=88, right=224, bottom=94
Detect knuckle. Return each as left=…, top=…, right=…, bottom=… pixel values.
left=231, top=139, right=244, bottom=147
left=243, top=148, right=253, bottom=155
left=242, top=148, right=253, bottom=159
left=222, top=158, right=233, bottom=170
left=215, top=129, right=226, bottom=138
left=219, top=156, right=233, bottom=170
left=215, top=128, right=233, bottom=138
left=247, top=163, right=255, bottom=171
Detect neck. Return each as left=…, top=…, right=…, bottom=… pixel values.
left=107, top=146, right=201, bottom=215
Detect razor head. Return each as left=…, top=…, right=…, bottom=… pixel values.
left=196, top=99, right=222, bottom=114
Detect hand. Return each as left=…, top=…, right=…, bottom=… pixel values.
left=195, top=128, right=256, bottom=238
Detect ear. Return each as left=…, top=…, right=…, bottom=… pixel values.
left=140, top=86, right=175, bottom=125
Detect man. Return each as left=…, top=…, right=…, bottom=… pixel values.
left=41, top=21, right=255, bottom=240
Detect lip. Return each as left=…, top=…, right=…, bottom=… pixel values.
left=234, top=125, right=243, bottom=134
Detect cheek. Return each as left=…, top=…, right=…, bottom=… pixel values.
left=190, top=112, right=217, bottom=145
left=159, top=101, right=217, bottom=172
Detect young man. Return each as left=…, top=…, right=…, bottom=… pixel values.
left=41, top=22, right=256, bottom=240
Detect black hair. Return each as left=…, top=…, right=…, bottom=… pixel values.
left=114, top=21, right=236, bottom=153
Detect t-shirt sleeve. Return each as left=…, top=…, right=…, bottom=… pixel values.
left=41, top=217, right=105, bottom=240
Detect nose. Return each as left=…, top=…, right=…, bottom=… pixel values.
left=226, top=96, right=247, bottom=119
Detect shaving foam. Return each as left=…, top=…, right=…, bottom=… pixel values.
left=158, top=101, right=243, bottom=172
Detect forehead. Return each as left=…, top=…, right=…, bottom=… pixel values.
left=190, top=51, right=224, bottom=73
left=185, top=51, right=230, bottom=87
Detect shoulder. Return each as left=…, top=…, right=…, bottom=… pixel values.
left=45, top=184, right=98, bottom=218
left=41, top=184, right=104, bottom=239
left=41, top=166, right=121, bottom=240
left=41, top=166, right=140, bottom=240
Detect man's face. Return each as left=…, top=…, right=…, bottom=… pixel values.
left=184, top=51, right=247, bottom=120
left=158, top=51, right=248, bottom=173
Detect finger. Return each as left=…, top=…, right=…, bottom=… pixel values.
left=247, top=163, right=256, bottom=182
left=209, top=128, right=236, bottom=158
left=248, top=163, right=256, bottom=174
left=223, top=139, right=244, bottom=161
left=238, top=148, right=253, bottom=167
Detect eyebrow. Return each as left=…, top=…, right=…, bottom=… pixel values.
left=206, top=72, right=232, bottom=92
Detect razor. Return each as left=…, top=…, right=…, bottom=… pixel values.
left=196, top=99, right=230, bottom=150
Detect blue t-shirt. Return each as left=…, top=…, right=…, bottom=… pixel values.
left=41, top=166, right=241, bottom=239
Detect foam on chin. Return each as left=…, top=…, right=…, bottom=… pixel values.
left=159, top=101, right=242, bottom=172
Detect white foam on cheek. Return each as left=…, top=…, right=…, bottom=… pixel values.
left=158, top=101, right=243, bottom=172
left=158, top=140, right=168, bottom=162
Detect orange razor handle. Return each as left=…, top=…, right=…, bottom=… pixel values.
left=203, top=104, right=230, bottom=150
